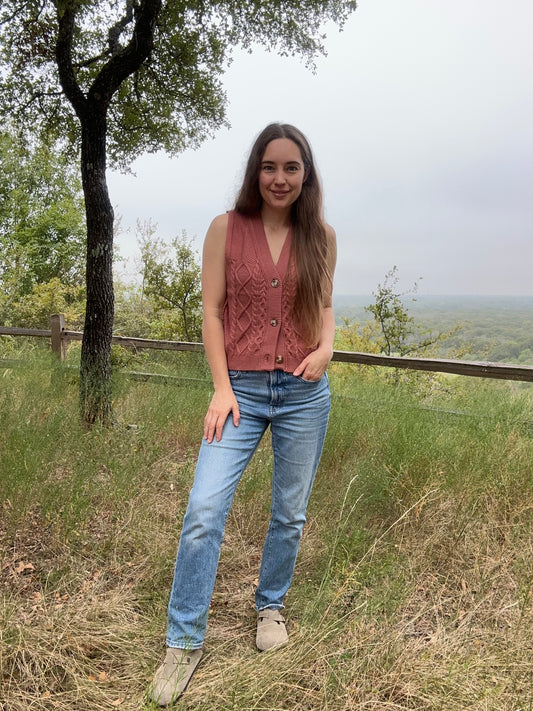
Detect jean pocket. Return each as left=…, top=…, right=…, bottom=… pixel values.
left=293, top=374, right=319, bottom=384
left=228, top=370, right=242, bottom=380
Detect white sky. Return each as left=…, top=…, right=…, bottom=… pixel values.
left=109, top=0, right=533, bottom=296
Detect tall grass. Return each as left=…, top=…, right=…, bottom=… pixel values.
left=1, top=355, right=532, bottom=709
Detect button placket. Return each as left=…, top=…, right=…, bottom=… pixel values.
left=268, top=267, right=283, bottom=368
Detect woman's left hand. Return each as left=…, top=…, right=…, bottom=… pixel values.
left=293, top=346, right=333, bottom=382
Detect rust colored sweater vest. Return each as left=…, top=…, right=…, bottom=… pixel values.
left=223, top=211, right=314, bottom=372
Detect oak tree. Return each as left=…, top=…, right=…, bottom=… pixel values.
left=0, top=0, right=357, bottom=424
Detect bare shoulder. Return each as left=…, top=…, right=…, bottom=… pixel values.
left=210, top=212, right=230, bottom=231
left=206, top=212, right=229, bottom=240
left=324, top=222, right=337, bottom=265
left=324, top=222, right=337, bottom=244
left=203, top=213, right=229, bottom=254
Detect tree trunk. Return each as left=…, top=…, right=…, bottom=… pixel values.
left=79, top=111, right=114, bottom=425
left=53, top=0, right=163, bottom=425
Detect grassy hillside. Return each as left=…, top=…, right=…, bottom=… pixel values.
left=334, top=295, right=533, bottom=364
left=1, top=354, right=532, bottom=710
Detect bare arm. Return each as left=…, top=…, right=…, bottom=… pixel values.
left=293, top=225, right=337, bottom=381
left=201, top=213, right=240, bottom=442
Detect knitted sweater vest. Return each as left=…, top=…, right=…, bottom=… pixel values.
left=223, top=211, right=314, bottom=372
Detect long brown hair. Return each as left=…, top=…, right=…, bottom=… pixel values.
left=234, top=123, right=331, bottom=345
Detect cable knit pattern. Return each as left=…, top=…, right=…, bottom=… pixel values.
left=224, top=211, right=314, bottom=372
left=229, top=260, right=267, bottom=355
left=280, top=267, right=301, bottom=359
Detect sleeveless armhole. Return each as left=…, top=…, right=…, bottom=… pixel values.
left=225, top=210, right=235, bottom=262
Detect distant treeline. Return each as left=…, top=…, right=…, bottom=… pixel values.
left=333, top=295, right=533, bottom=365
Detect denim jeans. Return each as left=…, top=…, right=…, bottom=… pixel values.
left=166, top=369, right=331, bottom=649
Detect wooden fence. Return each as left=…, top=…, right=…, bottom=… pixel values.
left=1, top=313, right=533, bottom=383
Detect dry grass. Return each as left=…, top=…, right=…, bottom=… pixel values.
left=1, top=371, right=532, bottom=710
left=2, top=478, right=531, bottom=710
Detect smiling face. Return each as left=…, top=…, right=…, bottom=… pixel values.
left=258, top=138, right=307, bottom=215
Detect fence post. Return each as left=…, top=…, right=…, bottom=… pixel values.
left=50, top=313, right=66, bottom=361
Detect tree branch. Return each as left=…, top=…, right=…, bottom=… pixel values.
left=74, top=51, right=110, bottom=70
left=108, top=0, right=136, bottom=56
left=55, top=3, right=86, bottom=118
left=90, top=0, right=162, bottom=107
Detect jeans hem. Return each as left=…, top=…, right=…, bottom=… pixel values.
left=165, top=640, right=204, bottom=651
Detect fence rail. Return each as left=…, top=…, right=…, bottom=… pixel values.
left=2, top=314, right=533, bottom=383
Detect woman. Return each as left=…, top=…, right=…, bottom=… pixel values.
left=150, top=123, right=337, bottom=706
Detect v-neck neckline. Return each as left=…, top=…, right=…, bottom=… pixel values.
left=256, top=215, right=291, bottom=275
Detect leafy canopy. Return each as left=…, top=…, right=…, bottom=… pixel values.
left=0, top=130, right=86, bottom=296
left=0, top=0, right=357, bottom=169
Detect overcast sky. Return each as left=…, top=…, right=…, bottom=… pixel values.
left=108, top=0, right=533, bottom=296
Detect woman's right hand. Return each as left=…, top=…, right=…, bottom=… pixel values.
left=203, top=387, right=240, bottom=443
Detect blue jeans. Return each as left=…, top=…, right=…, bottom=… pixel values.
left=166, top=369, right=331, bottom=649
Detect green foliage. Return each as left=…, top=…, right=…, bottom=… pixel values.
left=334, top=316, right=380, bottom=354
left=330, top=316, right=380, bottom=385
left=0, top=130, right=86, bottom=301
left=0, top=130, right=87, bottom=329
left=6, top=277, right=85, bottom=330
left=112, top=222, right=203, bottom=343
left=365, top=266, right=445, bottom=357
left=112, top=277, right=155, bottom=339
left=335, top=294, right=533, bottom=366
left=142, top=229, right=202, bottom=342
left=0, top=0, right=357, bottom=169
left=336, top=267, right=458, bottom=394
left=409, top=296, right=533, bottom=365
